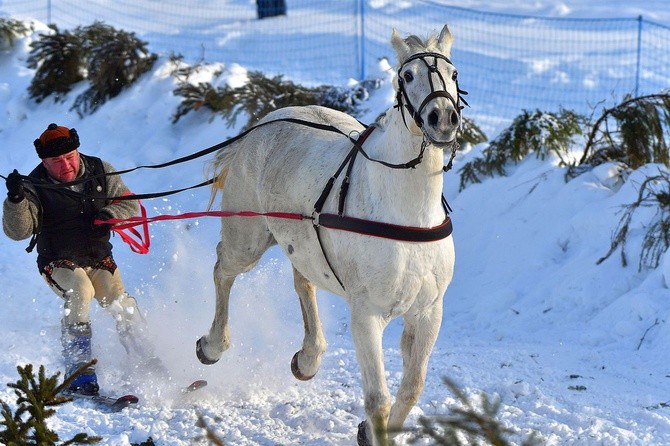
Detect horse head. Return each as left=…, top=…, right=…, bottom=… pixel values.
left=391, top=25, right=464, bottom=147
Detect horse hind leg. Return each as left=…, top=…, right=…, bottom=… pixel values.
left=290, top=267, right=326, bottom=381
left=387, top=303, right=443, bottom=436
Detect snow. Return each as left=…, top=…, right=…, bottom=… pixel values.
left=1, top=1, right=669, bottom=445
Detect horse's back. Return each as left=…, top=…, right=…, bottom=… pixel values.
left=248, top=105, right=364, bottom=208
left=257, top=105, right=364, bottom=159
left=259, top=104, right=363, bottom=131
left=216, top=105, right=360, bottom=190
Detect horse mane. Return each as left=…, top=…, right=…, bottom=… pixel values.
left=405, top=34, right=426, bottom=50
left=407, top=32, right=444, bottom=52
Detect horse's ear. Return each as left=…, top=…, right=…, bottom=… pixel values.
left=391, top=28, right=410, bottom=61
left=437, top=25, right=454, bottom=55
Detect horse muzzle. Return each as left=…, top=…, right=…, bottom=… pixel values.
left=417, top=92, right=460, bottom=146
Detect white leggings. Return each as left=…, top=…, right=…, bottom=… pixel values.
left=41, top=258, right=141, bottom=328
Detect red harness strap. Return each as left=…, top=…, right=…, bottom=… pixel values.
left=112, top=200, right=151, bottom=254
left=95, top=197, right=307, bottom=254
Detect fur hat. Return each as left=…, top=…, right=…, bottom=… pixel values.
left=34, top=123, right=80, bottom=159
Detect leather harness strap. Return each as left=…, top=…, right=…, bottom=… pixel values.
left=311, top=126, right=453, bottom=290
left=317, top=212, right=452, bottom=242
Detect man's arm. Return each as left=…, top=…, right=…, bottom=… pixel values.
left=98, top=161, right=140, bottom=221
left=3, top=197, right=39, bottom=241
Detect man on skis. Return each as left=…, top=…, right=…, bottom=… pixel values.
left=2, top=123, right=160, bottom=395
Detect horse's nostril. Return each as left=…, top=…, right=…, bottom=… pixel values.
left=428, top=110, right=439, bottom=127
left=450, top=110, right=459, bottom=125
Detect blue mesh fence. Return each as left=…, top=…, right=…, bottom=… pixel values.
left=1, top=0, right=668, bottom=134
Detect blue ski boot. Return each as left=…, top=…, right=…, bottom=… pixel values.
left=62, top=321, right=99, bottom=395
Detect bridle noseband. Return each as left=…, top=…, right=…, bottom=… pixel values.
left=395, top=51, right=469, bottom=134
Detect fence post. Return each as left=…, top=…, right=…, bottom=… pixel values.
left=635, top=15, right=642, bottom=97
left=358, top=0, right=366, bottom=81
left=256, top=0, right=286, bottom=19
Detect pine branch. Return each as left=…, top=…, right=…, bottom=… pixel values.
left=404, top=377, right=540, bottom=445
left=0, top=362, right=102, bottom=445
left=580, top=93, right=670, bottom=165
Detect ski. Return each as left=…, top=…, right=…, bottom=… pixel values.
left=64, top=380, right=205, bottom=410
left=183, top=379, right=208, bottom=394
left=64, top=391, right=139, bottom=412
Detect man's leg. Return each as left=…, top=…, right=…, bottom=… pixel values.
left=90, top=257, right=166, bottom=374
left=42, top=260, right=99, bottom=394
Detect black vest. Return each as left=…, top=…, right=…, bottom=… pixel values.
left=29, top=154, right=112, bottom=270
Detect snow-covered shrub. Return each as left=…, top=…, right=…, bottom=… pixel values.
left=575, top=93, right=670, bottom=172
left=72, top=22, right=157, bottom=115
left=26, top=22, right=156, bottom=114
left=27, top=24, right=86, bottom=103
left=598, top=170, right=670, bottom=270
left=172, top=62, right=486, bottom=151
left=0, top=18, right=30, bottom=51
left=172, top=67, right=379, bottom=129
left=458, top=108, right=585, bottom=190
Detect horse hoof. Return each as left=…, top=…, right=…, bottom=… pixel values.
left=290, top=351, right=317, bottom=381
left=357, top=420, right=372, bottom=446
left=196, top=337, right=219, bottom=365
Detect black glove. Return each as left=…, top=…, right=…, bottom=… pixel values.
left=93, top=210, right=114, bottom=233
left=6, top=169, right=25, bottom=203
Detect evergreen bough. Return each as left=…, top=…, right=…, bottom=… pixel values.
left=458, top=116, right=487, bottom=148
left=597, top=170, right=670, bottom=270
left=573, top=93, right=670, bottom=268
left=0, top=362, right=101, bottom=445
left=73, top=22, right=157, bottom=115
left=577, top=93, right=670, bottom=171
left=26, top=21, right=156, bottom=114
left=459, top=109, right=584, bottom=190
left=404, top=377, right=540, bottom=445
left=172, top=64, right=378, bottom=129
left=0, top=18, right=31, bottom=50
left=27, top=24, right=86, bottom=103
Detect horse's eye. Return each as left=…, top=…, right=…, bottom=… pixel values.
left=452, top=71, right=458, bottom=81
left=403, top=71, right=414, bottom=83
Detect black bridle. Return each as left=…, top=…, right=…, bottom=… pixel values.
left=395, top=51, right=469, bottom=134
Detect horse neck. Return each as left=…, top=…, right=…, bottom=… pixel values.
left=357, top=109, right=446, bottom=226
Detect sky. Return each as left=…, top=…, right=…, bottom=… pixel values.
left=0, top=1, right=669, bottom=445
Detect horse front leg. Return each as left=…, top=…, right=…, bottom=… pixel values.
left=387, top=301, right=443, bottom=434
left=196, top=241, right=236, bottom=364
left=290, top=267, right=327, bottom=380
left=351, top=308, right=392, bottom=446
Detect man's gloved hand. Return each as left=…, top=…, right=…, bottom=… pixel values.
left=5, top=169, right=25, bottom=203
left=93, top=210, right=114, bottom=233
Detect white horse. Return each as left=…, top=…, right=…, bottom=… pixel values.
left=196, top=25, right=461, bottom=446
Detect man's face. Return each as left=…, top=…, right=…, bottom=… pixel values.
left=42, top=150, right=81, bottom=182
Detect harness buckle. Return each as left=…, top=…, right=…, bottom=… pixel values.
left=311, top=210, right=321, bottom=227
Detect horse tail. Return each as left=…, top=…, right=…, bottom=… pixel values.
left=205, top=147, right=236, bottom=210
